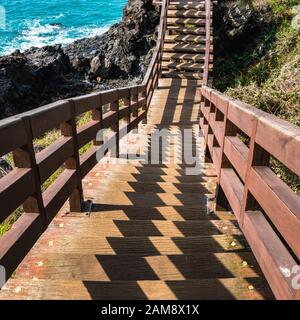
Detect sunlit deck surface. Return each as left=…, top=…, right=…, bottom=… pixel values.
left=0, top=78, right=273, bottom=300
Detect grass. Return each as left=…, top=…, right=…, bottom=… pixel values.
left=213, top=0, right=300, bottom=192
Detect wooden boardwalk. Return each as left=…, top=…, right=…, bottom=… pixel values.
left=0, top=77, right=273, bottom=299
left=4, top=0, right=300, bottom=300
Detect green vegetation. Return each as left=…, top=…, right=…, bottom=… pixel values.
left=214, top=0, right=300, bottom=193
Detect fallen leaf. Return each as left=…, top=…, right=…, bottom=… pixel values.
left=242, top=261, right=248, bottom=267
left=36, top=261, right=43, bottom=267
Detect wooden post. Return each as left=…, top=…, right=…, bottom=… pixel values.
left=215, top=104, right=238, bottom=211
left=12, top=116, right=47, bottom=227
left=92, top=93, right=103, bottom=146
left=111, top=97, right=120, bottom=158
left=131, top=87, right=139, bottom=132
left=240, top=117, right=270, bottom=227
left=61, top=100, right=84, bottom=212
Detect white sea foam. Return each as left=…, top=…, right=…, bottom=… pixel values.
left=1, top=19, right=112, bottom=55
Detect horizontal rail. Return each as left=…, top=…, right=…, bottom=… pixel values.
left=200, top=86, right=300, bottom=300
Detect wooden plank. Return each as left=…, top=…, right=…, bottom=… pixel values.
left=118, top=87, right=131, bottom=100
left=220, top=168, right=244, bottom=219
left=15, top=252, right=261, bottom=281
left=248, top=166, right=300, bottom=259
left=167, top=17, right=206, bottom=26
left=0, top=169, right=35, bottom=224
left=68, top=207, right=236, bottom=221
left=0, top=117, right=27, bottom=157
left=101, top=89, right=118, bottom=105
left=43, top=169, right=77, bottom=221
left=223, top=136, right=249, bottom=181
left=255, top=115, right=300, bottom=176
left=165, top=35, right=207, bottom=43
left=0, top=278, right=273, bottom=300
left=80, top=146, right=99, bottom=178
left=227, top=100, right=258, bottom=137
left=30, top=234, right=249, bottom=255
left=167, top=26, right=207, bottom=34
left=36, top=136, right=74, bottom=183
left=72, top=93, right=100, bottom=116
left=0, top=213, right=43, bottom=280
left=77, top=120, right=100, bottom=149
left=102, top=111, right=118, bottom=129
left=214, top=121, right=225, bottom=146
left=28, top=100, right=71, bottom=138
left=167, top=10, right=207, bottom=18
left=45, top=219, right=241, bottom=237
left=243, top=210, right=296, bottom=300
left=164, top=43, right=207, bottom=53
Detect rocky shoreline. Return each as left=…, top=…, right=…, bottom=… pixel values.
left=0, top=0, right=159, bottom=119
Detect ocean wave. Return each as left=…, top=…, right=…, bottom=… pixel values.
left=1, top=20, right=111, bottom=55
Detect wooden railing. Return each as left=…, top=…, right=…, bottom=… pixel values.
left=203, top=0, right=212, bottom=86
left=0, top=0, right=169, bottom=284
left=200, top=86, right=300, bottom=300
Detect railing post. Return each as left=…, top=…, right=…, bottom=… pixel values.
left=111, top=96, right=120, bottom=158
left=61, top=100, right=84, bottom=212
left=92, top=93, right=103, bottom=146
left=215, top=103, right=238, bottom=211
left=12, top=116, right=47, bottom=227
left=240, top=117, right=270, bottom=227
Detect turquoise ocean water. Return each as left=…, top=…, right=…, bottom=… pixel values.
left=0, top=0, right=126, bottom=56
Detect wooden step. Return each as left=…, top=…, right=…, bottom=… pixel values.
left=46, top=219, right=241, bottom=237
left=169, top=0, right=205, bottom=5
left=167, top=26, right=207, bottom=35
left=89, top=163, right=210, bottom=176
left=84, top=180, right=215, bottom=194
left=67, top=207, right=237, bottom=221
left=15, top=252, right=263, bottom=281
left=163, top=43, right=207, bottom=53
left=0, top=278, right=273, bottom=300
left=86, top=172, right=213, bottom=183
left=167, top=10, right=207, bottom=18
left=167, top=17, right=206, bottom=26
left=162, top=71, right=202, bottom=80
left=162, top=61, right=204, bottom=72
left=30, top=235, right=249, bottom=255
left=165, top=34, right=208, bottom=44
left=84, top=190, right=209, bottom=207
left=169, top=4, right=205, bottom=10
left=162, top=52, right=208, bottom=62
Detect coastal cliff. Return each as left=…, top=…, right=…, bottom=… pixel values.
left=0, top=0, right=159, bottom=119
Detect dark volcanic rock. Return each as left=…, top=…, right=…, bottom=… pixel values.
left=64, top=0, right=159, bottom=81
left=214, top=0, right=261, bottom=55
left=0, top=0, right=159, bottom=119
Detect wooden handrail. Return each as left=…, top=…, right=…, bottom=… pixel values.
left=200, top=85, right=300, bottom=300
left=143, top=0, right=169, bottom=104
left=203, top=0, right=212, bottom=86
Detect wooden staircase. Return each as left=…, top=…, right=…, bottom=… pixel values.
left=4, top=0, right=300, bottom=300
left=162, top=0, right=213, bottom=81
left=0, top=76, right=273, bottom=299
